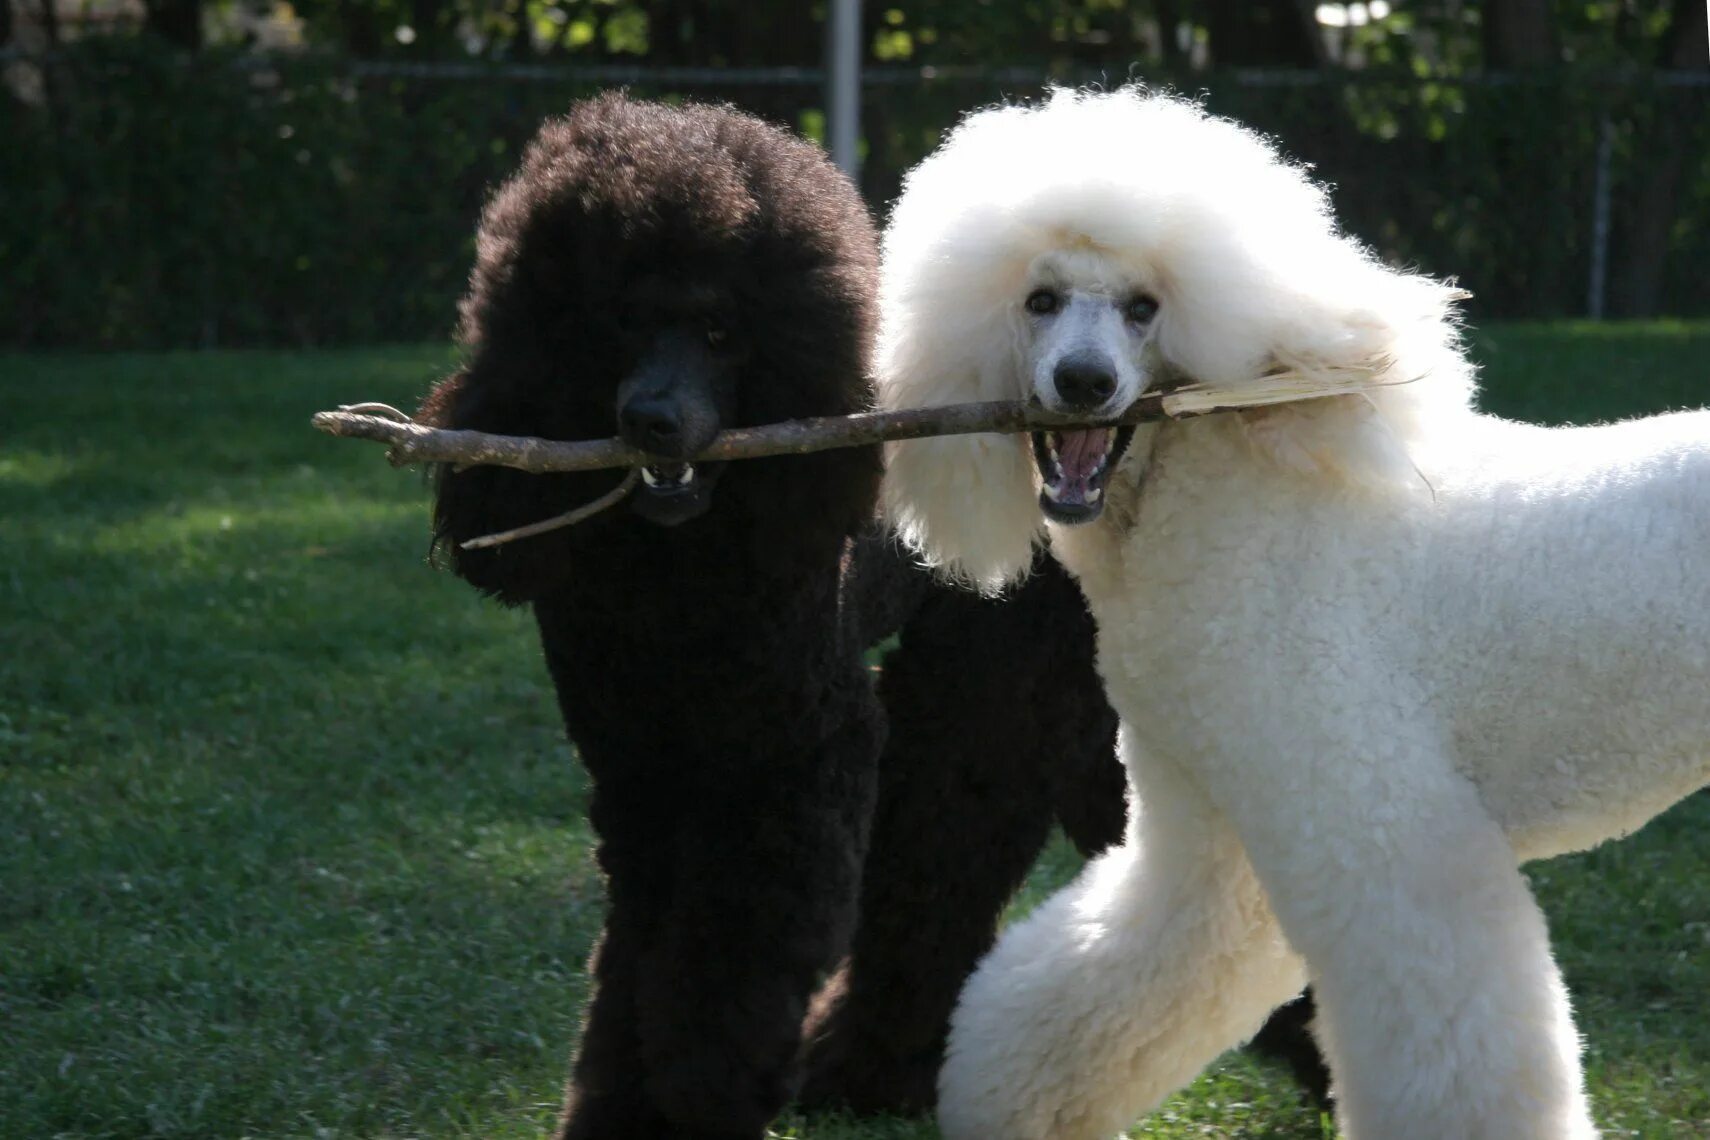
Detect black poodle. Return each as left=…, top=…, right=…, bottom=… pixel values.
left=421, top=93, right=887, bottom=1139
left=418, top=93, right=1323, bottom=1139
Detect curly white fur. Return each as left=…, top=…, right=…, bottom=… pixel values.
left=877, top=87, right=1710, bottom=1140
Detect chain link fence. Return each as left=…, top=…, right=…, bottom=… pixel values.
left=4, top=41, right=1706, bottom=348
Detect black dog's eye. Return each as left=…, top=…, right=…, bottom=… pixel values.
left=705, top=321, right=728, bottom=348
left=1025, top=288, right=1060, bottom=316
left=1125, top=295, right=1159, bottom=323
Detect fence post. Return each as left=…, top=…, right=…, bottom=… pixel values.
left=1587, top=115, right=1614, bottom=320
left=827, top=0, right=862, bottom=176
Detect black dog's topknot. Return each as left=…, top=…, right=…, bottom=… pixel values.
left=418, top=93, right=881, bottom=603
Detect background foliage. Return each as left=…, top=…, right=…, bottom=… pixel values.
left=2, top=0, right=1706, bottom=348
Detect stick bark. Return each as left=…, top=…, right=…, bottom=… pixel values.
left=314, top=371, right=1400, bottom=548
left=315, top=390, right=1269, bottom=475
left=312, top=366, right=1403, bottom=476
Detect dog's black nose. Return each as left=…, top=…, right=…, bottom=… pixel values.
left=1053, top=358, right=1118, bottom=411
left=620, top=398, right=685, bottom=455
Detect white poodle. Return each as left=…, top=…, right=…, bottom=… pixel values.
left=876, top=87, right=1710, bottom=1140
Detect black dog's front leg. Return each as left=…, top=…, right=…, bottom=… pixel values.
left=557, top=919, right=672, bottom=1139
left=632, top=701, right=883, bottom=1138
left=555, top=768, right=682, bottom=1140
left=800, top=556, right=1122, bottom=1115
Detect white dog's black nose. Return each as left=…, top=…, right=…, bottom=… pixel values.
left=1053, top=357, right=1118, bottom=412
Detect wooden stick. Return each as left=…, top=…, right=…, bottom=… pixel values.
left=460, top=469, right=641, bottom=549
left=311, top=369, right=1400, bottom=476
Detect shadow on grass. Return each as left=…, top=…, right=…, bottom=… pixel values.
left=1, top=349, right=608, bottom=1138
left=3, top=546, right=604, bottom=1139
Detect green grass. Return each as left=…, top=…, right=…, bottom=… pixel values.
left=3, top=325, right=1708, bottom=1140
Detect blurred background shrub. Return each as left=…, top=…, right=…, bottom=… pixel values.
left=1, top=0, right=1705, bottom=348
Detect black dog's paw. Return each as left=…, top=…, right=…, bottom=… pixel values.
left=796, top=970, right=940, bottom=1117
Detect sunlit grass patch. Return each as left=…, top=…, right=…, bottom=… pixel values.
left=0, top=448, right=85, bottom=488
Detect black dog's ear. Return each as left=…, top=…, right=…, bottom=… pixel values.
left=416, top=365, right=612, bottom=606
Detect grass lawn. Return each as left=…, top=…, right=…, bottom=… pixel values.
left=3, top=323, right=1708, bottom=1140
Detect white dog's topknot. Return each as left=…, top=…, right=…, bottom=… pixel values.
left=877, top=87, right=1477, bottom=589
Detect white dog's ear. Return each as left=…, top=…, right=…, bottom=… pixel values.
left=1237, top=395, right=1417, bottom=489
left=1239, top=271, right=1466, bottom=490
left=882, top=433, right=1043, bottom=593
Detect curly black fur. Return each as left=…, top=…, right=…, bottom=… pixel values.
left=421, top=94, right=883, bottom=603
left=422, top=95, right=885, bottom=1139
left=801, top=542, right=1127, bottom=1114
left=419, top=93, right=1326, bottom=1140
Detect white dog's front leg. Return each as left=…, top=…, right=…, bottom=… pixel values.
left=937, top=734, right=1307, bottom=1140
left=1214, top=745, right=1597, bottom=1140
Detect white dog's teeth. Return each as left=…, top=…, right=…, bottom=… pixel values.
left=1042, top=481, right=1062, bottom=502
left=1087, top=486, right=1102, bottom=502
left=641, top=467, right=659, bottom=487
left=1092, top=428, right=1117, bottom=475
left=680, top=464, right=695, bottom=484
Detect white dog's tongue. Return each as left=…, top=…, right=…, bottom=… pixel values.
left=1054, top=428, right=1110, bottom=502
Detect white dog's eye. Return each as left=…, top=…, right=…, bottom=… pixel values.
left=1025, top=288, right=1060, bottom=316
left=1125, top=295, right=1159, bottom=323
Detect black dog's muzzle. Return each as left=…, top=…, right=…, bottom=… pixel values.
left=615, top=329, right=732, bottom=526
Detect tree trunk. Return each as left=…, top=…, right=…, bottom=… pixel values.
left=339, top=5, right=383, bottom=58
left=1476, top=0, right=1566, bottom=314
left=1658, top=0, right=1710, bottom=71
left=34, top=0, right=62, bottom=127
left=143, top=0, right=203, bottom=51
left=1154, top=0, right=1187, bottom=70
left=648, top=0, right=696, bottom=65
left=1608, top=0, right=1708, bottom=317
left=1480, top=0, right=1559, bottom=68
left=1205, top=0, right=1324, bottom=68
left=36, top=0, right=58, bottom=48
left=409, top=0, right=451, bottom=56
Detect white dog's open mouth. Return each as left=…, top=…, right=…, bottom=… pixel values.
left=1031, top=426, right=1135, bottom=524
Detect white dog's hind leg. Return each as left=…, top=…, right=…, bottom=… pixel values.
left=937, top=736, right=1307, bottom=1140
